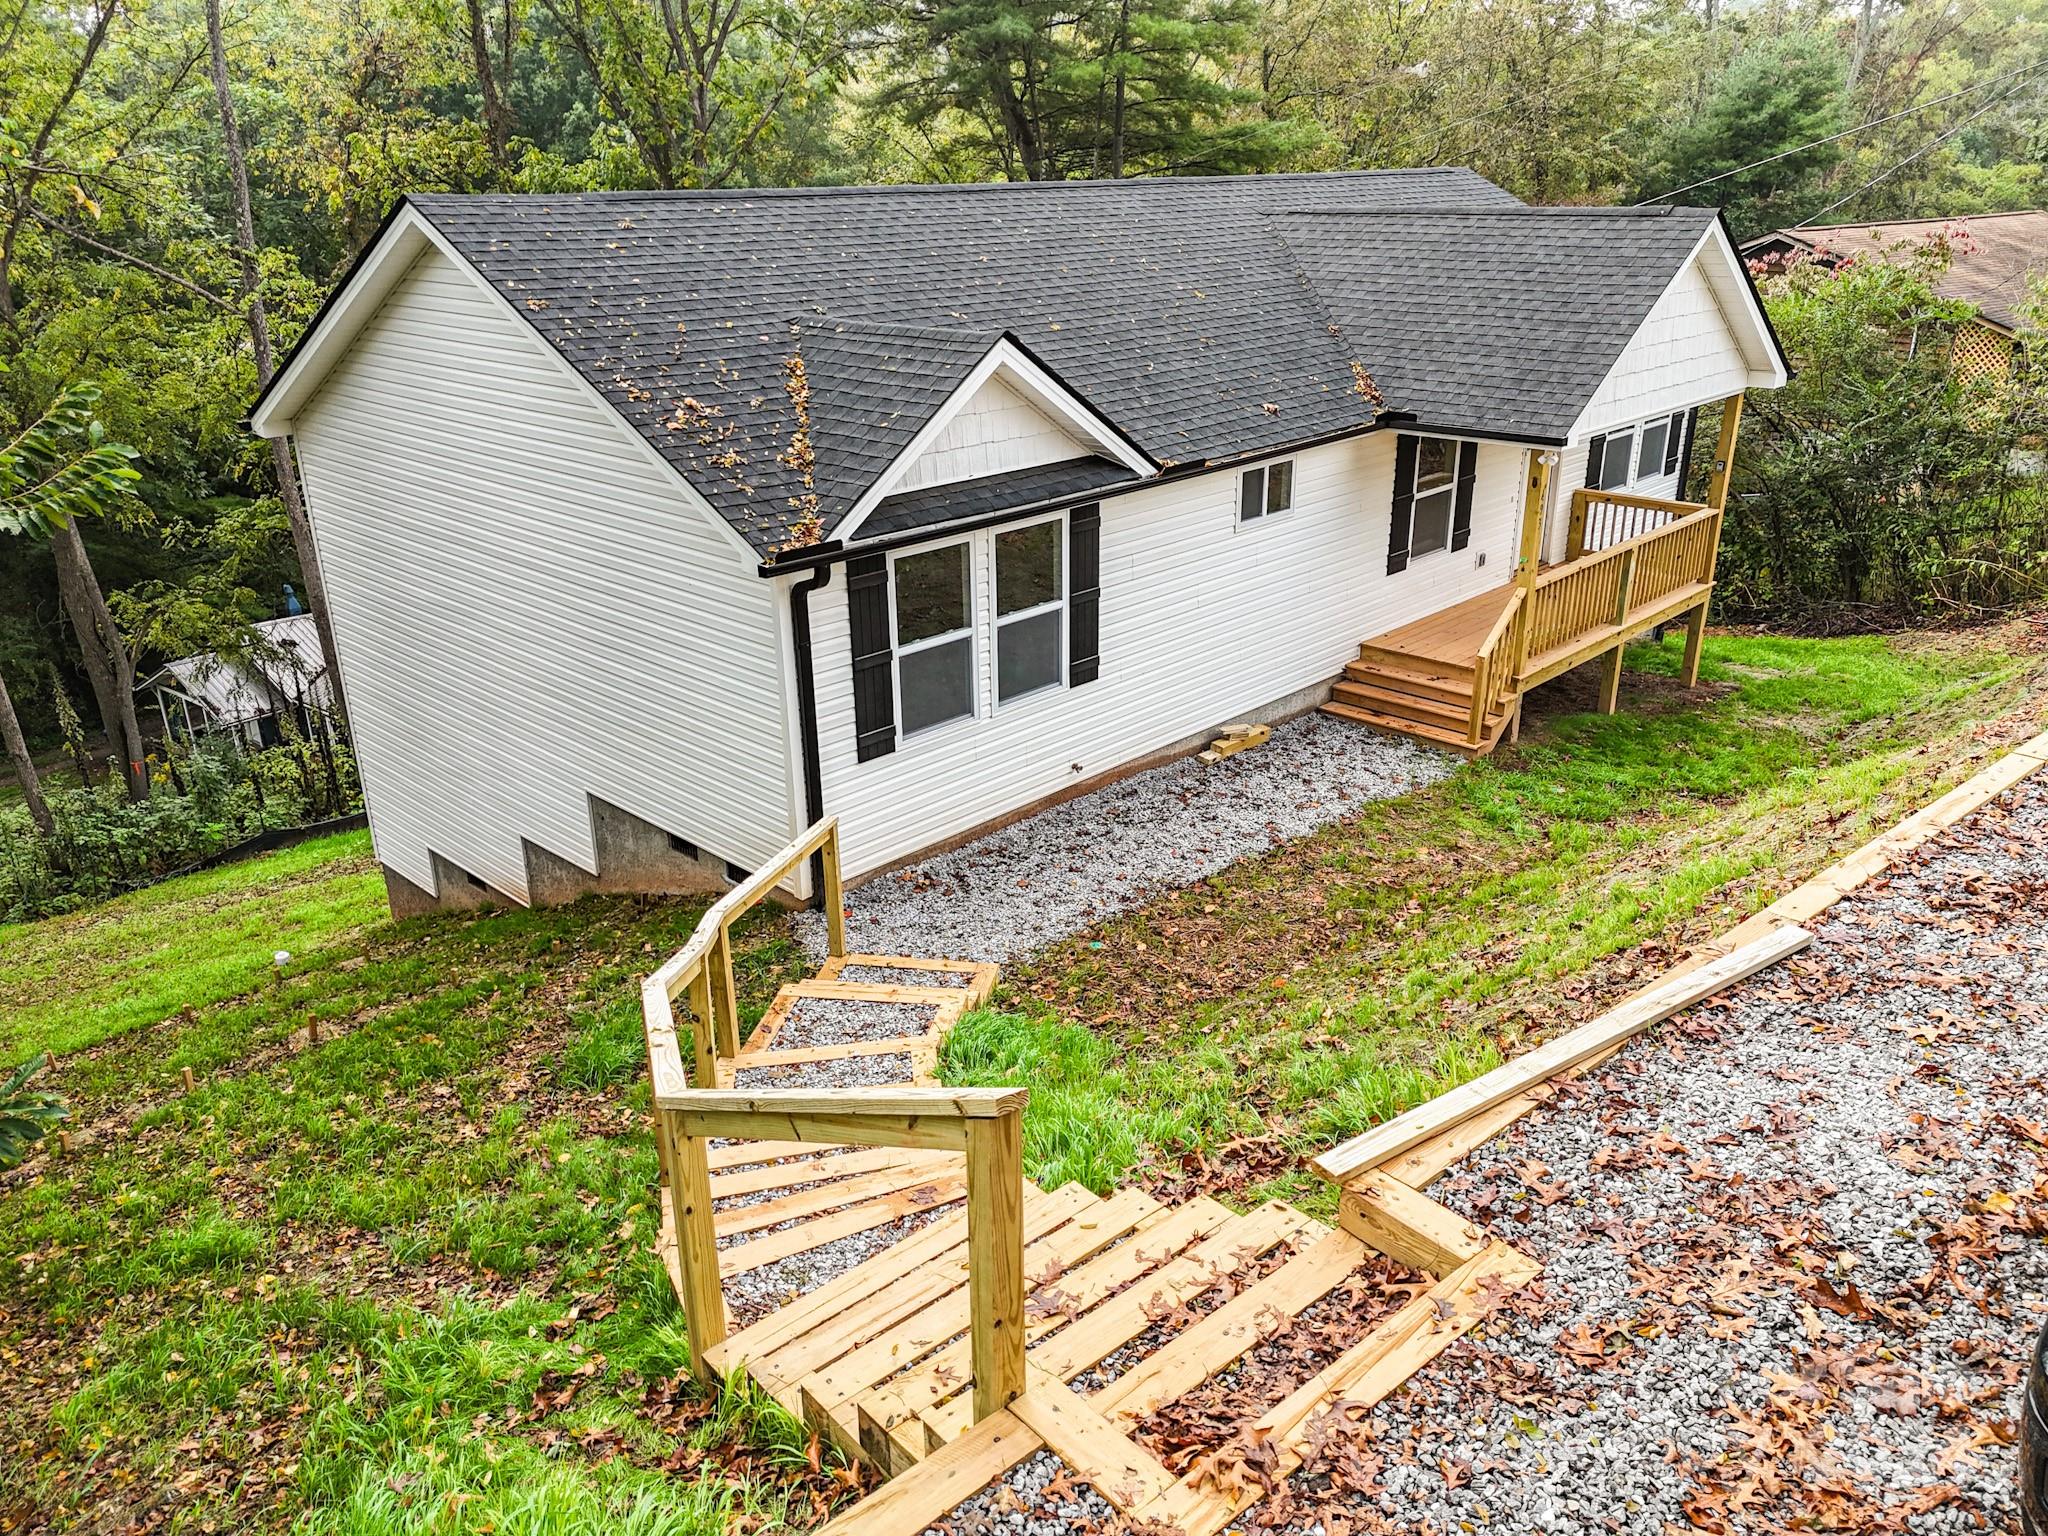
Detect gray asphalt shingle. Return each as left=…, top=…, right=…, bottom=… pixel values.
left=405, top=173, right=1729, bottom=558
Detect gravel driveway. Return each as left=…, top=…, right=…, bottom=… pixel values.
left=796, top=715, right=1451, bottom=964
left=1240, top=769, right=2048, bottom=1535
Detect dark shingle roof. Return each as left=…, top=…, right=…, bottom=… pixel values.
left=404, top=174, right=1735, bottom=559
left=407, top=170, right=1517, bottom=558
left=862, top=456, right=1140, bottom=540
left=1274, top=207, right=1723, bottom=442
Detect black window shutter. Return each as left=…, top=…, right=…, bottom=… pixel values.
left=1387, top=434, right=1418, bottom=574
left=1662, top=412, right=1685, bottom=476
left=1675, top=407, right=1700, bottom=500
left=1584, top=434, right=1607, bottom=490
left=1068, top=505, right=1102, bottom=686
left=847, top=553, right=896, bottom=762
left=1449, top=441, right=1478, bottom=552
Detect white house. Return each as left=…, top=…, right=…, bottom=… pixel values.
left=140, top=614, right=336, bottom=752
left=248, top=169, right=1787, bottom=915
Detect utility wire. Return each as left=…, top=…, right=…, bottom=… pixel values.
left=1635, top=55, right=2048, bottom=204
left=1803, top=76, right=2040, bottom=222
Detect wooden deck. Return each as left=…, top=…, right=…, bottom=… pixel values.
left=1324, top=496, right=1724, bottom=755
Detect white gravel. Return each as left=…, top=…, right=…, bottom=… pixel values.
left=723, top=1204, right=962, bottom=1327
left=762, top=997, right=941, bottom=1052
left=1240, top=770, right=2048, bottom=1536
left=796, top=714, right=1451, bottom=964
left=921, top=1449, right=1115, bottom=1536
left=732, top=1050, right=914, bottom=1090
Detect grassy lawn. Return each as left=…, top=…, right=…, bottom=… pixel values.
left=2, top=626, right=2043, bottom=1533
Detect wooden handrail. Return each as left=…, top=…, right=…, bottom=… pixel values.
left=1567, top=488, right=1706, bottom=560
left=1466, top=586, right=1525, bottom=745
left=638, top=817, right=1030, bottom=1424
left=1521, top=507, right=1723, bottom=682
left=1535, top=509, right=1703, bottom=590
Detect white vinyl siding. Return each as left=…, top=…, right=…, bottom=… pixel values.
left=290, top=246, right=795, bottom=902
left=895, top=373, right=1088, bottom=493
left=813, top=433, right=1525, bottom=876
left=1581, top=261, right=1751, bottom=430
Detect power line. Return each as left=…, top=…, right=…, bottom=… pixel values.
left=1803, top=76, right=2039, bottom=222
left=1634, top=55, right=2048, bottom=205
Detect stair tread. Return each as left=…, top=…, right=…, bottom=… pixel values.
left=1358, top=643, right=1475, bottom=679
left=1332, top=680, right=1506, bottom=730
left=1320, top=700, right=1508, bottom=754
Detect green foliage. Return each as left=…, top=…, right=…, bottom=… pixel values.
left=1650, top=32, right=1849, bottom=234
left=0, top=384, right=139, bottom=538
left=0, top=736, right=364, bottom=921
left=1723, top=237, right=2048, bottom=625
left=0, top=1057, right=69, bottom=1170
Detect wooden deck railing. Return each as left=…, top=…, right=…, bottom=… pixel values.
left=640, top=817, right=1029, bottom=1423
left=1524, top=507, right=1722, bottom=673
left=1567, top=488, right=1702, bottom=559
left=1467, top=586, right=1525, bottom=745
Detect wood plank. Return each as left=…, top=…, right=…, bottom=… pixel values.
left=812, top=1408, right=1043, bottom=1536
left=731, top=1036, right=944, bottom=1071
left=1381, top=1085, right=1553, bottom=1188
left=758, top=1185, right=1122, bottom=1394
left=966, top=1115, right=1027, bottom=1419
left=1093, top=1229, right=1368, bottom=1423
left=683, top=1109, right=973, bottom=1151
left=663, top=1115, right=727, bottom=1374
left=850, top=1198, right=1237, bottom=1450
left=718, top=1176, right=967, bottom=1278
left=1011, top=1372, right=1196, bottom=1521
left=716, top=1160, right=968, bottom=1239
left=783, top=980, right=973, bottom=1007
left=708, top=1183, right=1095, bottom=1377
left=706, top=1138, right=831, bottom=1171
left=1312, top=924, right=1811, bottom=1184
left=910, top=1202, right=1320, bottom=1449
left=709, top=1145, right=945, bottom=1200
left=1336, top=1171, right=1488, bottom=1274
left=799, top=1185, right=1166, bottom=1415
left=666, top=1085, right=1024, bottom=1120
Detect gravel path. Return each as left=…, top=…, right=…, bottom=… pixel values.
left=1238, top=770, right=2048, bottom=1535
left=921, top=1449, right=1116, bottom=1536
left=761, top=996, right=942, bottom=1052
left=796, top=715, right=1451, bottom=963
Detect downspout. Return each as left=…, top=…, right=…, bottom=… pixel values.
left=789, top=563, right=834, bottom=902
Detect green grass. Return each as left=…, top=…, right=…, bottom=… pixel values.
left=1, top=627, right=2042, bottom=1531
left=0, top=829, right=388, bottom=1065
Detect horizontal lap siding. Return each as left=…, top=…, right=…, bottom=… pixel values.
left=291, top=249, right=793, bottom=900
left=815, top=434, right=1524, bottom=876
left=895, top=375, right=1086, bottom=492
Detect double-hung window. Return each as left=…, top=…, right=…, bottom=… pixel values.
left=1592, top=427, right=1637, bottom=491
left=1407, top=436, right=1458, bottom=558
left=892, top=541, right=975, bottom=737
left=1237, top=459, right=1295, bottom=524
left=994, top=518, right=1064, bottom=703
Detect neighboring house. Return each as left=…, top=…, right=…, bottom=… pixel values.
left=140, top=614, right=335, bottom=752
left=249, top=170, right=1787, bottom=915
left=1743, top=211, right=2046, bottom=382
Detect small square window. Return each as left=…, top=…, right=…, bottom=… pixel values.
left=1265, top=460, right=1294, bottom=515
left=1240, top=460, right=1294, bottom=524
left=1596, top=431, right=1637, bottom=491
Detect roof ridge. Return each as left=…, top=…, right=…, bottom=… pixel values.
left=409, top=167, right=1498, bottom=206
left=804, top=317, right=998, bottom=343
left=1796, top=209, right=2048, bottom=232
left=1273, top=204, right=1697, bottom=218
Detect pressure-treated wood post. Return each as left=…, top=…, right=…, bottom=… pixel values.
left=686, top=967, right=718, bottom=1087
left=1704, top=394, right=1744, bottom=513
left=710, top=927, right=742, bottom=1060
left=1600, top=547, right=1638, bottom=715
left=965, top=1107, right=1025, bottom=1421
left=1565, top=489, right=1588, bottom=561
left=664, top=1109, right=728, bottom=1379
left=822, top=823, right=846, bottom=959
left=1681, top=605, right=1710, bottom=688
left=1512, top=452, right=1553, bottom=684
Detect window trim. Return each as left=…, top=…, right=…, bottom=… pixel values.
left=1402, top=435, right=1461, bottom=563
left=887, top=537, right=979, bottom=743
left=1236, top=458, right=1296, bottom=527
left=993, top=512, right=1068, bottom=709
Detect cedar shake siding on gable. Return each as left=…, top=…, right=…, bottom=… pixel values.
left=810, top=433, right=1528, bottom=879
left=288, top=246, right=797, bottom=902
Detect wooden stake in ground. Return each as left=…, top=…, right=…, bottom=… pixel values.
left=181, top=1066, right=196, bottom=1092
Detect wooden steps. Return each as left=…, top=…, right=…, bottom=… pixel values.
left=1323, top=638, right=1512, bottom=757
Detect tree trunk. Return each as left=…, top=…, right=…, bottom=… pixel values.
left=1846, top=0, right=1875, bottom=90
left=462, top=0, right=517, bottom=169
left=49, top=520, right=148, bottom=798
left=0, top=660, right=55, bottom=838
left=204, top=0, right=350, bottom=728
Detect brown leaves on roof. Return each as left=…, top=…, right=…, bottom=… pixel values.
left=772, top=331, right=824, bottom=554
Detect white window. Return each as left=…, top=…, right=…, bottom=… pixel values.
left=1636, top=417, right=1670, bottom=480
left=1408, top=436, right=1458, bottom=558
left=995, top=518, right=1064, bottom=703
left=1592, top=428, right=1637, bottom=491
left=1237, top=459, right=1295, bottom=523
left=892, top=541, right=975, bottom=737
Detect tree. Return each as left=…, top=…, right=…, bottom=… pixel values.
left=878, top=0, right=1285, bottom=181
left=1650, top=31, right=1849, bottom=234
left=204, top=0, right=350, bottom=725
left=0, top=383, right=140, bottom=835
